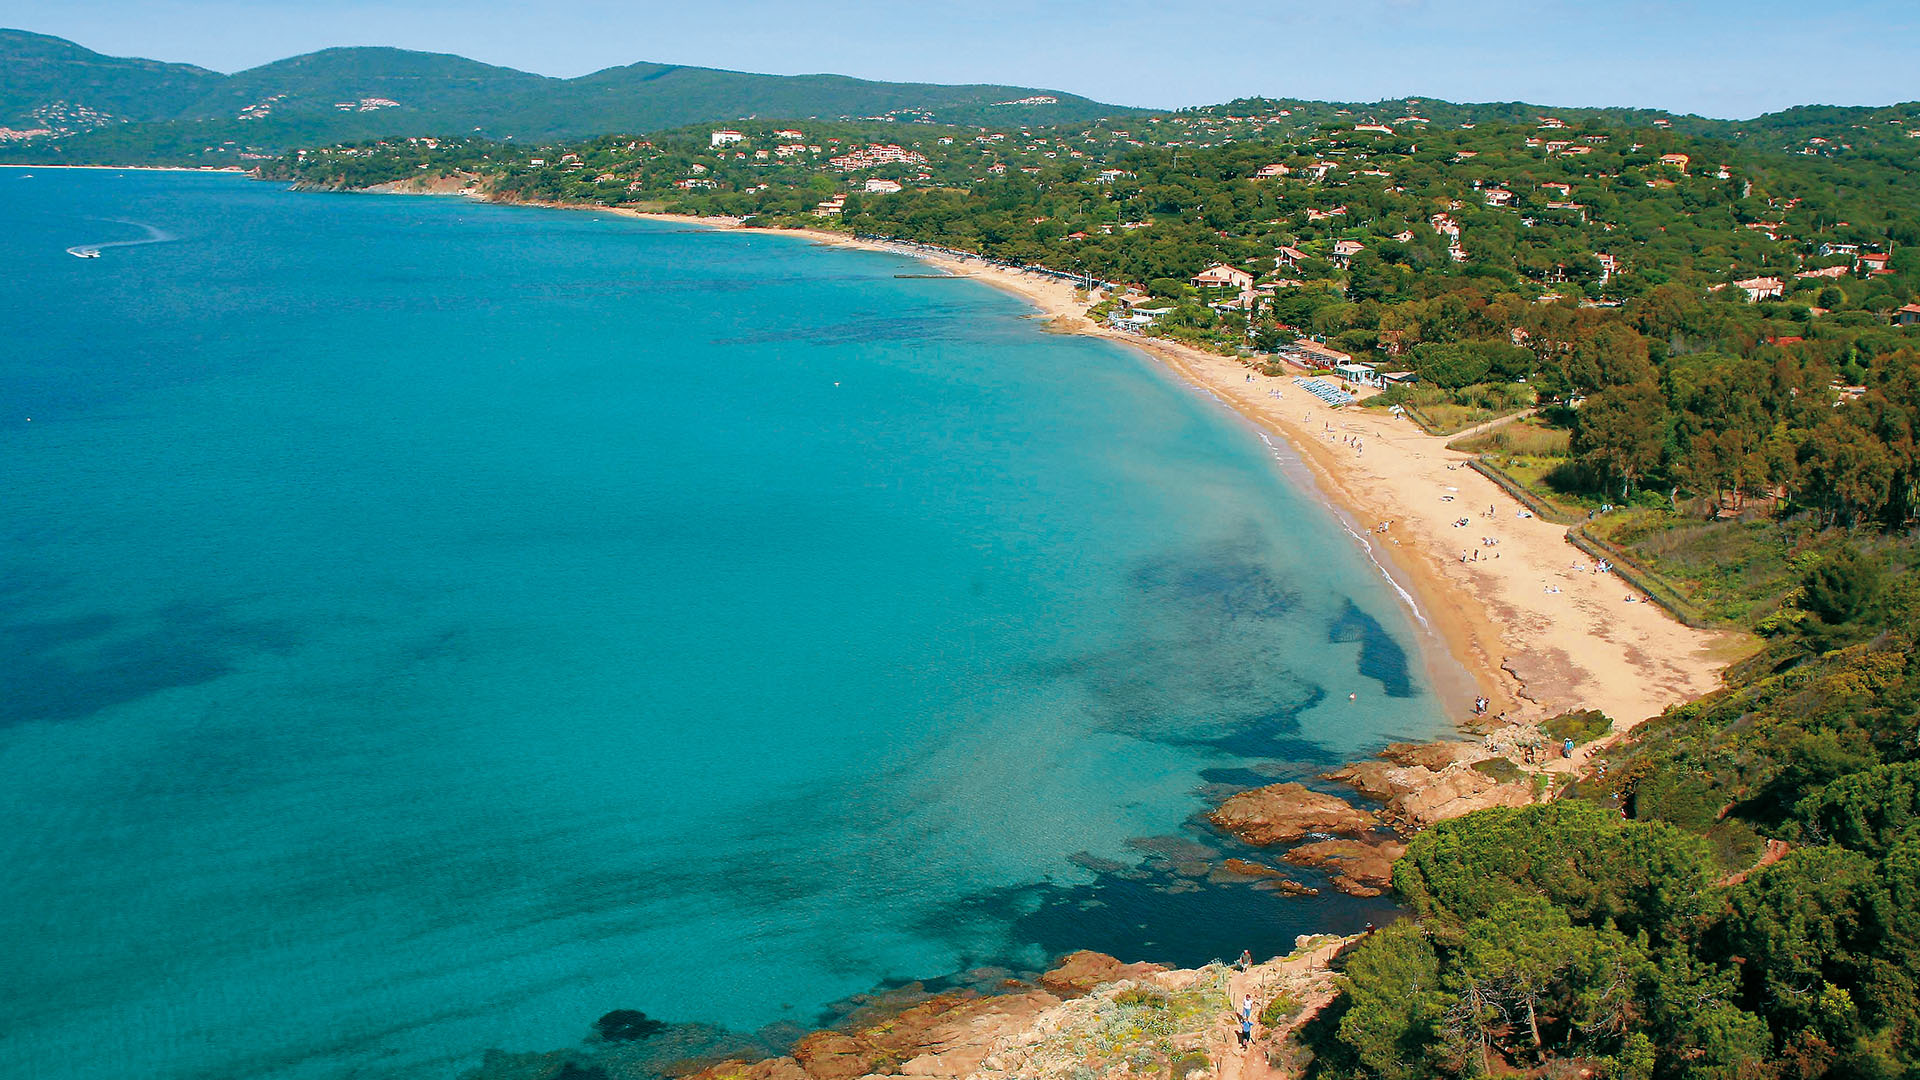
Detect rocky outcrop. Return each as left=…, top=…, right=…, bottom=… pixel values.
left=1282, top=838, right=1407, bottom=897
left=1387, top=765, right=1534, bottom=828
left=1325, top=746, right=1536, bottom=833
left=1206, top=782, right=1377, bottom=845
left=1036, top=951, right=1167, bottom=996
left=678, top=951, right=1204, bottom=1080
left=1379, top=740, right=1474, bottom=770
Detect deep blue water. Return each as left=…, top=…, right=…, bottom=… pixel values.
left=0, top=169, right=1457, bottom=1080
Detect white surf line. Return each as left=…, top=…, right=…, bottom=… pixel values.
left=67, top=219, right=175, bottom=256
left=1257, top=430, right=1431, bottom=628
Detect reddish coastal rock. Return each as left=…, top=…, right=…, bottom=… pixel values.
left=1206, top=782, right=1377, bottom=846
left=1282, top=838, right=1408, bottom=898
left=763, top=989, right=1066, bottom=1080
left=1037, top=950, right=1167, bottom=995
left=1379, top=741, right=1474, bottom=770
left=1387, top=766, right=1535, bottom=829
left=1324, top=755, right=1535, bottom=833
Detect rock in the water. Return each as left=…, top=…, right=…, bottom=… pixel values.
left=594, top=1009, right=666, bottom=1042
left=1281, top=838, right=1407, bottom=897
left=1220, top=857, right=1283, bottom=878
left=1206, top=783, right=1376, bottom=846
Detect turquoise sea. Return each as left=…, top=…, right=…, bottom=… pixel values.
left=0, top=169, right=1459, bottom=1080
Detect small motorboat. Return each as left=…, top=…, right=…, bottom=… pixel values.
left=68, top=247, right=101, bottom=259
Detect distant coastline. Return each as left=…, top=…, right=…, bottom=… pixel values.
left=0, top=163, right=249, bottom=173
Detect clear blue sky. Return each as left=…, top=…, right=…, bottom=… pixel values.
left=7, top=0, right=1917, bottom=119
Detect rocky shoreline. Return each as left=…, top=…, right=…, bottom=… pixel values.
left=460, top=729, right=1571, bottom=1080
left=466, top=942, right=1355, bottom=1080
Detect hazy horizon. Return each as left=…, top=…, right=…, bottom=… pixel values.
left=5, top=0, right=1917, bottom=121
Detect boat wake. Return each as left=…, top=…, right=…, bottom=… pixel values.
left=66, top=219, right=176, bottom=258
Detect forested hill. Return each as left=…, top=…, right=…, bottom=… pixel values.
left=0, top=28, right=1130, bottom=163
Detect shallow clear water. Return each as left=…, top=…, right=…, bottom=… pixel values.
left=0, top=169, right=1456, bottom=1080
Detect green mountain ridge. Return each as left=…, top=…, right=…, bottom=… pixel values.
left=0, top=28, right=1134, bottom=160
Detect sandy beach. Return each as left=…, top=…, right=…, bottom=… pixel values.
left=693, top=221, right=1741, bottom=736
left=466, top=201, right=1737, bottom=737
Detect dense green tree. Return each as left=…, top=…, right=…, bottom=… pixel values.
left=1575, top=381, right=1671, bottom=497
left=1334, top=923, right=1451, bottom=1080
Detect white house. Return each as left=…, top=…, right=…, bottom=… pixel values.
left=1733, top=276, right=1784, bottom=302
left=1335, top=361, right=1382, bottom=387
left=710, top=130, right=746, bottom=147
left=863, top=178, right=903, bottom=194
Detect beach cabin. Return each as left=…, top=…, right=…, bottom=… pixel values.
left=1109, top=306, right=1171, bottom=332
left=1191, top=264, right=1255, bottom=291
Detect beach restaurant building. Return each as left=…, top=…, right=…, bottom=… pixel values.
left=1335, top=361, right=1384, bottom=388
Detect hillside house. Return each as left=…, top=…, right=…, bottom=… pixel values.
left=1331, top=240, right=1365, bottom=268
left=773, top=129, right=805, bottom=140
left=1255, top=163, right=1291, bottom=178
left=1191, top=264, right=1255, bottom=290
left=1484, top=188, right=1515, bottom=206
left=710, top=130, right=745, bottom=147
left=1659, top=153, right=1691, bottom=172
left=1596, top=253, right=1619, bottom=284
left=863, top=178, right=903, bottom=193
left=1798, top=265, right=1850, bottom=280
left=1275, top=245, right=1309, bottom=268
left=1734, top=276, right=1784, bottom=302
left=1820, top=242, right=1860, bottom=257
left=1859, top=252, right=1893, bottom=274
left=1898, top=304, right=1920, bottom=326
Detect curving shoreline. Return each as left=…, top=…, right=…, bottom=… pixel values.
left=619, top=213, right=1738, bottom=736
left=267, top=186, right=1741, bottom=1077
